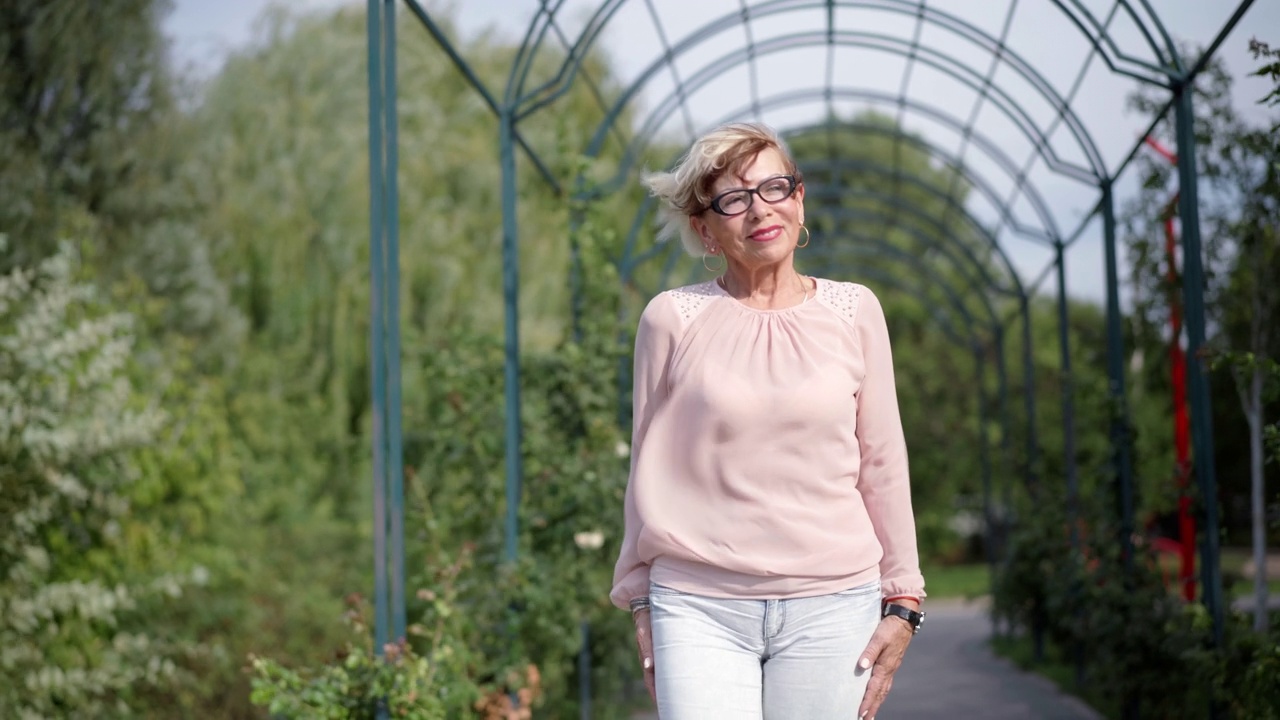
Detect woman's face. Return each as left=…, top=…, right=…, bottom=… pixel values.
left=690, top=147, right=806, bottom=272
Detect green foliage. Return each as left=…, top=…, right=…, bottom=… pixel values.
left=402, top=175, right=637, bottom=718
left=246, top=173, right=636, bottom=718
left=251, top=641, right=443, bottom=720
left=1249, top=38, right=1280, bottom=132
left=0, top=241, right=209, bottom=718
left=1123, top=52, right=1280, bottom=542
left=993, top=486, right=1280, bottom=719
left=0, top=1, right=175, bottom=265
left=249, top=568, right=484, bottom=720
left=985, top=37, right=1280, bottom=720
left=10, top=1, right=1267, bottom=716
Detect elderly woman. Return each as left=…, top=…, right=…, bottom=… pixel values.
left=610, top=122, right=926, bottom=720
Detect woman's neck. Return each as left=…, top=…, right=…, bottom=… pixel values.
left=718, top=263, right=812, bottom=310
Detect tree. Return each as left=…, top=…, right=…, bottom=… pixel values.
left=0, top=1, right=175, bottom=265
left=1249, top=37, right=1280, bottom=133
left=1124, top=54, right=1280, bottom=631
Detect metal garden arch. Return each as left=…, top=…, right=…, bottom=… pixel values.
left=365, top=0, right=1260, bottom=702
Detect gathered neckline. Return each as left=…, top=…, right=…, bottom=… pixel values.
left=710, top=275, right=819, bottom=314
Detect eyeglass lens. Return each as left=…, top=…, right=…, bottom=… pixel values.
left=712, top=176, right=796, bottom=215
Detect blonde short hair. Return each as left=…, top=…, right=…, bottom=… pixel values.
left=642, top=122, right=801, bottom=257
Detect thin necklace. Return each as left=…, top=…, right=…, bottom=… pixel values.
left=718, top=272, right=809, bottom=302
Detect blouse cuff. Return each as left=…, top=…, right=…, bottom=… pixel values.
left=881, top=581, right=927, bottom=602
left=610, top=567, right=652, bottom=610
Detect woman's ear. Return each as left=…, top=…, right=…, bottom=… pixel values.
left=690, top=214, right=714, bottom=246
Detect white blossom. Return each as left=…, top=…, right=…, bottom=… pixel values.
left=0, top=245, right=194, bottom=716
left=574, top=530, right=605, bottom=550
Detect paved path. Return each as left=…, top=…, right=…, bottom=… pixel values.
left=630, top=599, right=1099, bottom=719
left=878, top=600, right=1098, bottom=719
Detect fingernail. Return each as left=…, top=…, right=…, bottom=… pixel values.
left=860, top=712, right=868, bottom=719
left=643, top=657, right=652, bottom=669
left=859, top=658, right=871, bottom=670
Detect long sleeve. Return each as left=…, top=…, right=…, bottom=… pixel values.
left=854, top=289, right=926, bottom=599
left=610, top=294, right=680, bottom=609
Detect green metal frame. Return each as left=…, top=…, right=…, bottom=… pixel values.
left=367, top=1, right=1258, bottom=714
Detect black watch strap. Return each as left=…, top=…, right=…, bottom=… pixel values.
left=882, top=602, right=925, bottom=634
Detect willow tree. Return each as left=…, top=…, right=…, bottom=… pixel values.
left=0, top=0, right=175, bottom=265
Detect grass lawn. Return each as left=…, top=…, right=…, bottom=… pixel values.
left=1220, top=547, right=1280, bottom=600
left=1154, top=547, right=1280, bottom=601
left=920, top=562, right=992, bottom=600
left=922, top=551, right=1277, bottom=603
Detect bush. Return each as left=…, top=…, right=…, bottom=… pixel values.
left=0, top=242, right=207, bottom=718
left=249, top=563, right=487, bottom=720
left=993, top=485, right=1280, bottom=719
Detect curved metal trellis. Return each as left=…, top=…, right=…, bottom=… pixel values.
left=367, top=2, right=1259, bottom=714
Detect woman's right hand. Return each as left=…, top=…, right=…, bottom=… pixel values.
left=634, top=608, right=656, bottom=702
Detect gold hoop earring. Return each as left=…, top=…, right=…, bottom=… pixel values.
left=703, top=250, right=725, bottom=273
left=797, top=225, right=811, bottom=248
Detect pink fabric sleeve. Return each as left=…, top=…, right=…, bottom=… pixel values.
left=854, top=289, right=927, bottom=600
left=610, top=294, right=680, bottom=609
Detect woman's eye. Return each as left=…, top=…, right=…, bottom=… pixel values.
left=762, top=180, right=789, bottom=196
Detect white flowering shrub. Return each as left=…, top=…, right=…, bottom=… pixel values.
left=0, top=241, right=191, bottom=718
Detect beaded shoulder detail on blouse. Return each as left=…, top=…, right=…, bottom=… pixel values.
left=815, top=279, right=863, bottom=326
left=666, top=280, right=720, bottom=323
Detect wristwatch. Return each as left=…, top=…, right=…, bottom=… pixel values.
left=882, top=602, right=926, bottom=634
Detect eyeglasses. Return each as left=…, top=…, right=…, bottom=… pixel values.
left=704, top=175, right=800, bottom=217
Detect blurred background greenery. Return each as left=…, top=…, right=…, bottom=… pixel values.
left=1, top=2, right=1276, bottom=718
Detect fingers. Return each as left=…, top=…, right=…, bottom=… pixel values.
left=634, top=609, right=654, bottom=663
left=857, top=669, right=894, bottom=719
left=856, top=619, right=914, bottom=719
left=856, top=621, right=889, bottom=671
left=634, top=609, right=656, bottom=702
left=858, top=618, right=912, bottom=671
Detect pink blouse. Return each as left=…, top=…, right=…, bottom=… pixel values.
left=610, top=277, right=926, bottom=607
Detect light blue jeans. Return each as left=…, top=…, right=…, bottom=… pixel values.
left=649, top=579, right=881, bottom=719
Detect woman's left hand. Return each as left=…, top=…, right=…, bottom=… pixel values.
left=855, top=603, right=918, bottom=719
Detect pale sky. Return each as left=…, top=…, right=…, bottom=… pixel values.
left=164, top=0, right=1280, bottom=304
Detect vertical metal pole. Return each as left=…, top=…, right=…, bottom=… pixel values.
left=499, top=108, right=524, bottom=565
left=1174, top=86, right=1224, bottom=650
left=381, top=0, right=406, bottom=643
left=1019, top=295, right=1044, bottom=662
left=1054, top=243, right=1084, bottom=690
left=366, top=0, right=390, bottom=656
left=974, top=347, right=996, bottom=634
left=1019, top=297, right=1040, bottom=495
left=993, top=325, right=1014, bottom=638
left=1054, top=245, right=1075, bottom=532
left=1101, top=183, right=1136, bottom=573
left=1055, top=244, right=1079, bottom=542
left=995, top=327, right=1013, bottom=561
left=1105, top=181, right=1141, bottom=720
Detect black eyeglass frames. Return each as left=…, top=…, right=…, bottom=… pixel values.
left=704, top=174, right=800, bottom=217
